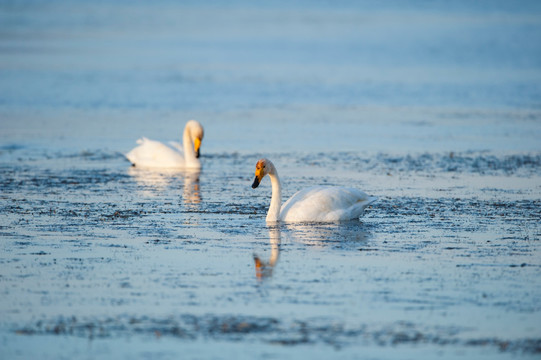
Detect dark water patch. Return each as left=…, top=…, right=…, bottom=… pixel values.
left=58, top=150, right=125, bottom=162
left=0, top=143, right=25, bottom=153
left=100, top=243, right=129, bottom=249
left=146, top=239, right=171, bottom=245
left=182, top=201, right=266, bottom=216
left=297, top=151, right=541, bottom=177
left=204, top=152, right=243, bottom=161
left=374, top=197, right=541, bottom=228
left=389, top=152, right=541, bottom=176
left=363, top=196, right=540, bottom=262
left=29, top=251, right=49, bottom=255
left=104, top=209, right=143, bottom=220
left=457, top=263, right=541, bottom=269
left=13, top=241, right=32, bottom=246
left=1, top=167, right=132, bottom=193
left=13, top=314, right=541, bottom=354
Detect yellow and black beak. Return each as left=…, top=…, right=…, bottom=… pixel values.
left=252, top=168, right=263, bottom=189
left=194, top=137, right=202, bottom=158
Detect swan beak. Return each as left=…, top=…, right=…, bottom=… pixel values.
left=252, top=168, right=262, bottom=189
left=254, top=255, right=263, bottom=279
left=194, top=137, right=201, bottom=158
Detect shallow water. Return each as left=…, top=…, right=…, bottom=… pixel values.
left=1, top=1, right=541, bottom=359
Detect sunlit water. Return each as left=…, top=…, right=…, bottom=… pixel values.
left=1, top=1, right=541, bottom=359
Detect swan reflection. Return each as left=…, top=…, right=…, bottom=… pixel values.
left=254, top=225, right=281, bottom=281
left=283, top=221, right=369, bottom=249
left=182, top=169, right=202, bottom=207
left=253, top=222, right=370, bottom=280
left=128, top=167, right=201, bottom=206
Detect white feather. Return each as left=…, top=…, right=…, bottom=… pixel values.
left=125, top=120, right=203, bottom=169
left=281, top=186, right=377, bottom=222
left=253, top=158, right=376, bottom=223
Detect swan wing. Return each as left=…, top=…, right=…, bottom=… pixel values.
left=280, top=186, right=376, bottom=222
left=126, top=138, right=185, bottom=168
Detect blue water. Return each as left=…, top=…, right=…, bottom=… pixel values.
left=2, top=0, right=541, bottom=112
left=1, top=1, right=541, bottom=359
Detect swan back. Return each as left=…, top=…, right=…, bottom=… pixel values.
left=280, top=186, right=376, bottom=222
left=126, top=137, right=186, bottom=168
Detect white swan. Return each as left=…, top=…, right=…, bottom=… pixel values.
left=251, top=158, right=376, bottom=223
left=125, top=120, right=204, bottom=169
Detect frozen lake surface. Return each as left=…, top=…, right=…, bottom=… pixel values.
left=1, top=1, right=541, bottom=359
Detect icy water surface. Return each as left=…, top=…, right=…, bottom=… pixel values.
left=1, top=1, right=541, bottom=359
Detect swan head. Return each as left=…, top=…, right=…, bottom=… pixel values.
left=186, top=120, right=204, bottom=158
left=252, top=158, right=273, bottom=189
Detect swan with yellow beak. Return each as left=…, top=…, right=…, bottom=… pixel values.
left=126, top=120, right=204, bottom=169
left=252, top=158, right=376, bottom=222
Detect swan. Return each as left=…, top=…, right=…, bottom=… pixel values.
left=125, top=120, right=204, bottom=169
left=251, top=158, right=376, bottom=223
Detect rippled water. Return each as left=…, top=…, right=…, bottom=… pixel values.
left=1, top=1, right=541, bottom=359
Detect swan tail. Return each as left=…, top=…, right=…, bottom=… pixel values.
left=356, top=196, right=378, bottom=211
left=365, top=196, right=378, bottom=206
left=126, top=138, right=158, bottom=166
left=136, top=137, right=149, bottom=145
left=125, top=149, right=137, bottom=165
left=332, top=195, right=377, bottom=221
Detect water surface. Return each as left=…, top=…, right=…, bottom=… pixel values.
left=1, top=1, right=541, bottom=359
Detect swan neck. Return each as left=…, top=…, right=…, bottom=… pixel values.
left=183, top=125, right=199, bottom=167
left=266, top=170, right=282, bottom=222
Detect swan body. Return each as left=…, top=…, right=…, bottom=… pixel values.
left=252, top=158, right=376, bottom=223
left=126, top=120, right=204, bottom=169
